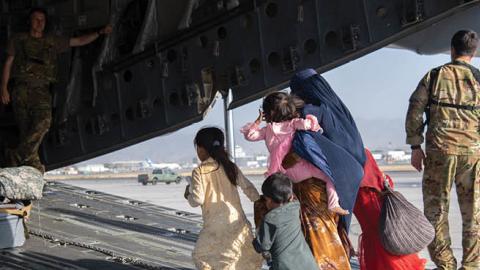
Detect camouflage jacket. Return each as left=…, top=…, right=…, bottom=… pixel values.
left=0, top=166, right=44, bottom=200
left=7, top=33, right=69, bottom=85
left=405, top=60, right=480, bottom=155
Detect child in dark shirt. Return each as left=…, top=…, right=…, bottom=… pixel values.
left=253, top=173, right=318, bottom=270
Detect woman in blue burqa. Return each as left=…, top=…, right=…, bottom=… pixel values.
left=286, top=68, right=366, bottom=268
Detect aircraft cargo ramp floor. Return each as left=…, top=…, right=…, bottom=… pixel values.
left=0, top=182, right=359, bottom=269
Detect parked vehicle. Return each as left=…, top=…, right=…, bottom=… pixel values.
left=137, top=168, right=182, bottom=185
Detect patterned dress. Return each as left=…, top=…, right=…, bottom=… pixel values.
left=293, top=179, right=351, bottom=270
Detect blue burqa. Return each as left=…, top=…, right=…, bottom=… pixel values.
left=290, top=69, right=366, bottom=232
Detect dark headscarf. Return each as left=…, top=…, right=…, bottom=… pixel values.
left=290, top=69, right=366, bottom=231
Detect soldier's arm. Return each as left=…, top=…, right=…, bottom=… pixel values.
left=1, top=55, right=14, bottom=105
left=405, top=73, right=430, bottom=146
left=1, top=55, right=14, bottom=90
left=69, top=25, right=112, bottom=47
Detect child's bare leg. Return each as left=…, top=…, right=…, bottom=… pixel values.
left=325, top=179, right=349, bottom=215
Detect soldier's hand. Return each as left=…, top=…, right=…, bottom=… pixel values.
left=100, top=24, right=113, bottom=35
left=411, top=148, right=425, bottom=172
left=1, top=89, right=10, bottom=105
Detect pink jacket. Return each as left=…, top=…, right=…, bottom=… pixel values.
left=241, top=115, right=328, bottom=182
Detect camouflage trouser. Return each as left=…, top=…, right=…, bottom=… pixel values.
left=423, top=151, right=480, bottom=270
left=8, top=82, right=51, bottom=173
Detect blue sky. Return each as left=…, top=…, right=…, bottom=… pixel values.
left=85, top=48, right=480, bottom=164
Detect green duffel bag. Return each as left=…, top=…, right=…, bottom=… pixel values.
left=379, top=179, right=434, bottom=255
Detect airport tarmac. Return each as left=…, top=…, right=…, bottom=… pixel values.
left=59, top=170, right=465, bottom=269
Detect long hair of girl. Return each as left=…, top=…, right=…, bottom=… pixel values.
left=194, top=127, right=238, bottom=186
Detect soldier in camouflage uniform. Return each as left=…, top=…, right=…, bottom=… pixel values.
left=405, top=30, right=480, bottom=270
left=0, top=8, right=112, bottom=173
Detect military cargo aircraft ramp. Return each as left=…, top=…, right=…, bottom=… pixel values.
left=1, top=0, right=479, bottom=269
left=2, top=181, right=201, bottom=270
left=2, top=181, right=360, bottom=269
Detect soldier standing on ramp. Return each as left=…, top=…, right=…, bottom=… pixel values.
left=0, top=7, right=112, bottom=173
left=405, top=30, right=480, bottom=270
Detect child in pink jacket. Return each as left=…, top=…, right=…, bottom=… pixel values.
left=241, top=92, right=349, bottom=215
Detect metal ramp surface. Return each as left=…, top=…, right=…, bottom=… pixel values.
left=1, top=182, right=359, bottom=269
